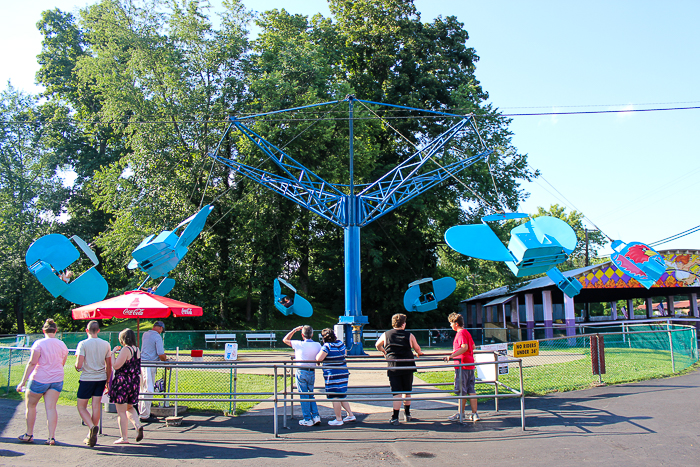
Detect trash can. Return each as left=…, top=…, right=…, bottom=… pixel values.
left=102, top=394, right=116, bottom=413
left=191, top=349, right=203, bottom=362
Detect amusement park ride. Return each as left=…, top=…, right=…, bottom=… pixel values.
left=25, top=95, right=668, bottom=355
left=206, top=95, right=493, bottom=353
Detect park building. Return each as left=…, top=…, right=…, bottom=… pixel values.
left=460, top=249, right=700, bottom=345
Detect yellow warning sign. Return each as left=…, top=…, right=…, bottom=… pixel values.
left=513, top=340, right=539, bottom=357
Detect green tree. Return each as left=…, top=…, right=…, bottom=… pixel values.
left=0, top=85, right=69, bottom=333
left=68, top=0, right=252, bottom=327
left=25, top=0, right=536, bottom=332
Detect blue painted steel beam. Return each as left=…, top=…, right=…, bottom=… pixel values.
left=357, top=150, right=489, bottom=226
left=209, top=153, right=346, bottom=227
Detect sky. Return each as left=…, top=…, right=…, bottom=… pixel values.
left=2, top=0, right=699, bottom=256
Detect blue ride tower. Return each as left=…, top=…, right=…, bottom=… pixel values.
left=209, top=96, right=491, bottom=354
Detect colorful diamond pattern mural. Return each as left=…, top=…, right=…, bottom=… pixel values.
left=579, top=251, right=700, bottom=289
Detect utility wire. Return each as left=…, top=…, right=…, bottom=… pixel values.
left=2, top=104, right=700, bottom=126
left=648, top=224, right=700, bottom=248
left=531, top=169, right=613, bottom=241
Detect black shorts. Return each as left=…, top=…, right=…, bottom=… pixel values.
left=388, top=373, right=414, bottom=393
left=77, top=380, right=107, bottom=399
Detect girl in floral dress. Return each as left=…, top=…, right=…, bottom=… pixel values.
left=108, top=328, right=144, bottom=444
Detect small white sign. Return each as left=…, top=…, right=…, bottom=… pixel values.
left=481, top=343, right=509, bottom=375
left=225, top=343, right=238, bottom=361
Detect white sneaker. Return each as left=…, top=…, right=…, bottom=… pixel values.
left=328, top=419, right=343, bottom=426
left=299, top=419, right=314, bottom=427
left=312, top=416, right=321, bottom=426
left=471, top=412, right=480, bottom=422
left=342, top=415, right=356, bottom=422
left=447, top=413, right=461, bottom=421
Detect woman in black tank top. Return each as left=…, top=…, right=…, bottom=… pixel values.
left=375, top=314, right=424, bottom=424
left=384, top=328, right=416, bottom=375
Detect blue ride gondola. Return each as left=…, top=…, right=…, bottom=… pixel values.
left=403, top=277, right=457, bottom=312
left=128, top=204, right=214, bottom=295
left=26, top=234, right=109, bottom=305
left=445, top=213, right=582, bottom=298
left=274, top=278, right=313, bottom=317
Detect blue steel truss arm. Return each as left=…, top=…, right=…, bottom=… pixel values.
left=208, top=153, right=346, bottom=227
left=208, top=116, right=347, bottom=227
left=354, top=98, right=470, bottom=118
left=357, top=150, right=490, bottom=226
left=357, top=117, right=489, bottom=225
left=234, top=100, right=340, bottom=121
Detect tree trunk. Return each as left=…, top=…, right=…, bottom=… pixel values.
left=14, top=288, right=25, bottom=335
left=246, top=254, right=258, bottom=322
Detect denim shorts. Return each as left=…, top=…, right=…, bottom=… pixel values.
left=29, top=380, right=63, bottom=394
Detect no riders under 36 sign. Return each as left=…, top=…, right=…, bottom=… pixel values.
left=513, top=340, right=539, bottom=358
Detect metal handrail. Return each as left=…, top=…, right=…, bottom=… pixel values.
left=136, top=354, right=525, bottom=436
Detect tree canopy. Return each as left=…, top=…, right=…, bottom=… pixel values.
left=1, top=0, right=538, bottom=333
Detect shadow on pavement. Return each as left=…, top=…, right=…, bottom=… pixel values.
left=92, top=441, right=312, bottom=460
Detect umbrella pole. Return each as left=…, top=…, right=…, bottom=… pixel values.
left=174, top=347, right=179, bottom=416
left=137, top=318, right=140, bottom=347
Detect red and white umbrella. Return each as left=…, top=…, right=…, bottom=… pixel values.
left=72, top=290, right=202, bottom=320
left=72, top=290, right=202, bottom=343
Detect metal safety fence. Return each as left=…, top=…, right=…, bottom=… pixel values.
left=137, top=354, right=525, bottom=437
left=3, top=329, right=459, bottom=352
left=3, top=319, right=697, bottom=352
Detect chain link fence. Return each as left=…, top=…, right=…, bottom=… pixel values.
left=486, top=323, right=698, bottom=395
left=2, top=329, right=460, bottom=352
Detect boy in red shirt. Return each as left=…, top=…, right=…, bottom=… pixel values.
left=443, top=312, right=479, bottom=421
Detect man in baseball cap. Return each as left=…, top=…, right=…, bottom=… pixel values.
left=139, top=321, right=167, bottom=421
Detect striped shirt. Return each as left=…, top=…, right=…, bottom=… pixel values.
left=321, top=340, right=349, bottom=394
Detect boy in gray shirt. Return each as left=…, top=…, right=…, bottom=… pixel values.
left=75, top=320, right=112, bottom=447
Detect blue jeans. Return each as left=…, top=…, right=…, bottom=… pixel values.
left=295, top=369, right=319, bottom=421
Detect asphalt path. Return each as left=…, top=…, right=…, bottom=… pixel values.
left=1, top=369, right=699, bottom=466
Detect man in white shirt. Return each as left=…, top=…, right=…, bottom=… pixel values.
left=75, top=320, right=111, bottom=447
left=283, top=325, right=322, bottom=426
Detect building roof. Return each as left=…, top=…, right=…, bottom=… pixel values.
left=463, top=263, right=601, bottom=304
left=483, top=294, right=518, bottom=307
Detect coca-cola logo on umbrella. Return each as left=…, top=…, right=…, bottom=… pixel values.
left=123, top=308, right=145, bottom=316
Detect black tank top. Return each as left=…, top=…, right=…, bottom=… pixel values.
left=385, top=329, right=415, bottom=374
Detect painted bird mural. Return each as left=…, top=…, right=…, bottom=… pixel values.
left=610, top=241, right=665, bottom=289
